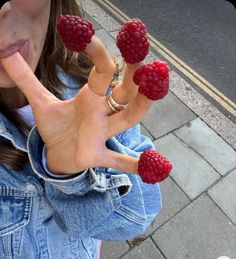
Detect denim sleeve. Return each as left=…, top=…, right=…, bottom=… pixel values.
left=88, top=124, right=163, bottom=240
left=27, top=125, right=132, bottom=196
left=27, top=124, right=162, bottom=240
left=41, top=144, right=89, bottom=179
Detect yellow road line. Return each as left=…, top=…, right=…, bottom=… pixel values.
left=96, top=0, right=236, bottom=116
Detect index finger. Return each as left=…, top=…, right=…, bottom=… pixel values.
left=1, top=52, right=58, bottom=109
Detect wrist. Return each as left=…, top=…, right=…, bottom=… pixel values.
left=44, top=146, right=79, bottom=175
left=46, top=156, right=77, bottom=175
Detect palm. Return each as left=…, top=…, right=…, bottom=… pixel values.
left=33, top=83, right=111, bottom=173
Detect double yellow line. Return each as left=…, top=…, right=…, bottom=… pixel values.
left=96, top=0, right=236, bottom=117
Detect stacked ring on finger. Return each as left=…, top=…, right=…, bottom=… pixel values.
left=110, top=55, right=125, bottom=88
left=106, top=91, right=130, bottom=113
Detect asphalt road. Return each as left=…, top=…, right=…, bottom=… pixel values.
left=95, top=0, right=236, bottom=120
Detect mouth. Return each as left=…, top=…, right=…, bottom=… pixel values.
left=0, top=40, right=30, bottom=70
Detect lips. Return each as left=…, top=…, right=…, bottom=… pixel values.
left=0, top=40, right=29, bottom=59
left=0, top=40, right=30, bottom=70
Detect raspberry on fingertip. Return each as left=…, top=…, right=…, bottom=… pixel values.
left=138, top=150, right=172, bottom=184
left=116, top=18, right=150, bottom=64
left=133, top=60, right=170, bottom=100
left=57, top=15, right=95, bottom=52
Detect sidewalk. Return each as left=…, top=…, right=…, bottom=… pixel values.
left=80, top=1, right=236, bottom=258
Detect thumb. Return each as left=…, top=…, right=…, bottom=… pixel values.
left=102, top=149, right=139, bottom=174
left=102, top=149, right=172, bottom=184
left=1, top=52, right=58, bottom=109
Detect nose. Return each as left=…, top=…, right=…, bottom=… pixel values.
left=0, top=1, right=11, bottom=9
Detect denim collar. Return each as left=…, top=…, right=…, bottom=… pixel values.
left=0, top=112, right=29, bottom=152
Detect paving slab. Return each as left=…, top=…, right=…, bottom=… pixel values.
left=140, top=123, right=154, bottom=141
left=109, top=30, right=118, bottom=39
left=128, top=177, right=190, bottom=246
left=170, top=71, right=236, bottom=149
left=95, top=29, right=120, bottom=56
left=142, top=91, right=196, bottom=139
left=84, top=12, right=102, bottom=30
left=175, top=117, right=236, bottom=175
left=121, top=238, right=164, bottom=259
left=80, top=0, right=121, bottom=32
left=144, top=50, right=161, bottom=63
left=128, top=234, right=147, bottom=248
left=152, top=194, right=236, bottom=259
left=154, top=133, right=220, bottom=199
left=208, top=168, right=236, bottom=225
left=100, top=240, right=130, bottom=259
left=144, top=177, right=190, bottom=236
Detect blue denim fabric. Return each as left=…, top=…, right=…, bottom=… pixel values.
left=0, top=66, right=162, bottom=258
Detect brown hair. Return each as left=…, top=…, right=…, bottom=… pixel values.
left=0, top=0, right=122, bottom=171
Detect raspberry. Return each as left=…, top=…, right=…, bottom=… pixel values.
left=138, top=150, right=172, bottom=184
left=116, top=18, right=150, bottom=64
left=133, top=60, right=169, bottom=100
left=57, top=15, right=95, bottom=52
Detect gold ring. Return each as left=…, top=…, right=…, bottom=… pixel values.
left=107, top=91, right=129, bottom=112
left=106, top=97, right=120, bottom=113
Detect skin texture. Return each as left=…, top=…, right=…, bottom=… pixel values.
left=0, top=1, right=11, bottom=9
left=0, top=0, right=51, bottom=108
left=0, top=3, right=156, bottom=178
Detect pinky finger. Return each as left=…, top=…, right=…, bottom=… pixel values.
left=102, top=149, right=172, bottom=184
left=101, top=149, right=139, bottom=174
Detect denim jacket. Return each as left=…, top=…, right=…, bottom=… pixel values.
left=0, top=66, right=162, bottom=259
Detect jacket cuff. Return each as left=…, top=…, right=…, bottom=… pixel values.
left=27, top=126, right=132, bottom=196
left=41, top=144, right=88, bottom=179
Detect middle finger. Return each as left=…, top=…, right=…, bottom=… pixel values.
left=109, top=60, right=145, bottom=107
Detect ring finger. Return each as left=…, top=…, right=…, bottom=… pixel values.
left=105, top=60, right=145, bottom=115
left=108, top=60, right=144, bottom=106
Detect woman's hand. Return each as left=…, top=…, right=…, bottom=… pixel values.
left=1, top=52, right=152, bottom=175
left=1, top=17, right=172, bottom=184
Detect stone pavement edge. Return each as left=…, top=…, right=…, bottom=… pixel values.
left=79, top=1, right=236, bottom=258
